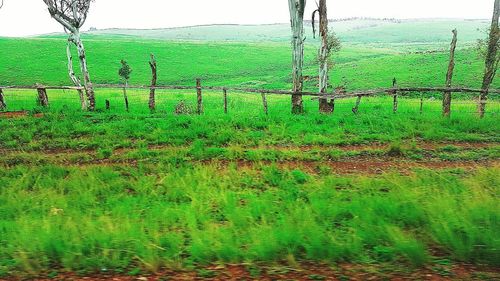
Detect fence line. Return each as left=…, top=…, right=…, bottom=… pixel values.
left=2, top=84, right=499, bottom=96
left=0, top=83, right=499, bottom=116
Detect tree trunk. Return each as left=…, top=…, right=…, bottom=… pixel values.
left=66, top=41, right=87, bottom=110
left=0, top=89, right=6, bottom=111
left=318, top=0, right=333, bottom=113
left=443, top=29, right=457, bottom=117
left=289, top=0, right=306, bottom=114
left=479, top=0, right=500, bottom=118
left=149, top=54, right=157, bottom=112
left=70, top=30, right=96, bottom=111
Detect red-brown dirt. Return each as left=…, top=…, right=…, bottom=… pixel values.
left=2, top=262, right=498, bottom=281
left=0, top=111, right=44, bottom=118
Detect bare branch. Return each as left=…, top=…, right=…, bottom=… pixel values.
left=42, top=0, right=94, bottom=30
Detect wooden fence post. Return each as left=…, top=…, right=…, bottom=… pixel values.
left=36, top=85, right=49, bottom=107
left=123, top=81, right=129, bottom=112
left=420, top=93, right=424, bottom=114
left=223, top=88, right=228, bottom=114
left=392, top=78, right=398, bottom=113
left=352, top=95, right=362, bottom=114
left=443, top=29, right=457, bottom=117
left=149, top=54, right=157, bottom=112
left=106, top=100, right=110, bottom=110
left=196, top=78, right=203, bottom=114
left=0, top=89, right=6, bottom=111
left=261, top=93, right=269, bottom=115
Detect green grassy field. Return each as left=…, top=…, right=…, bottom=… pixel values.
left=0, top=19, right=499, bottom=279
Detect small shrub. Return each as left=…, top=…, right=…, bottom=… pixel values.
left=174, top=101, right=195, bottom=115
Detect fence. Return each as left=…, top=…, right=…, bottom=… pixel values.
left=0, top=82, right=499, bottom=117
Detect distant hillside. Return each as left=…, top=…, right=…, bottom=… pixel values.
left=44, top=18, right=490, bottom=46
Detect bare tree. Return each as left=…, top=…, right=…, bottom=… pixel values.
left=42, top=0, right=96, bottom=110
left=288, top=0, right=306, bottom=114
left=479, top=0, right=500, bottom=118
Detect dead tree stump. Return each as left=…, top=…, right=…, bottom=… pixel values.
left=443, top=29, right=457, bottom=117
left=196, top=78, right=203, bottom=114
left=36, top=85, right=49, bottom=107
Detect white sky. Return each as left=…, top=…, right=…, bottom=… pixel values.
left=0, top=0, right=495, bottom=37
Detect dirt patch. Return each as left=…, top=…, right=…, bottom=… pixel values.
left=1, top=141, right=498, bottom=156
left=0, top=111, right=44, bottom=118
left=3, top=262, right=498, bottom=281
left=215, top=158, right=498, bottom=175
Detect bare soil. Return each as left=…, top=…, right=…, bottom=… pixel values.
left=0, top=111, right=44, bottom=118
left=3, top=262, right=498, bottom=281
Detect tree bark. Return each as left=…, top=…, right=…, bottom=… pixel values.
left=289, top=0, right=306, bottom=114
left=479, top=0, right=500, bottom=118
left=66, top=41, right=87, bottom=110
left=69, top=30, right=95, bottom=111
left=149, top=54, right=157, bottom=112
left=318, top=0, right=333, bottom=113
left=443, top=29, right=457, bottom=117
left=0, top=89, right=6, bottom=111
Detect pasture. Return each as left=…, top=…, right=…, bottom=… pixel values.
left=0, top=19, right=499, bottom=280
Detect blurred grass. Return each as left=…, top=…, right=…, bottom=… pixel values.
left=0, top=164, right=498, bottom=276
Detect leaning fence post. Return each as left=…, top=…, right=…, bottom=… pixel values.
left=261, top=93, right=269, bottom=115
left=352, top=95, right=362, bottom=114
left=443, top=29, right=457, bottom=117
left=223, top=88, right=228, bottom=114
left=36, top=84, right=49, bottom=107
left=0, top=89, right=6, bottom=111
left=196, top=78, right=203, bottom=114
left=149, top=54, right=157, bottom=112
left=392, top=78, right=398, bottom=113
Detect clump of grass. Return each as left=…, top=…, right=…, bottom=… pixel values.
left=386, top=142, right=405, bottom=157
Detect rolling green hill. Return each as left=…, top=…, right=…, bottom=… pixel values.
left=0, top=18, right=496, bottom=90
